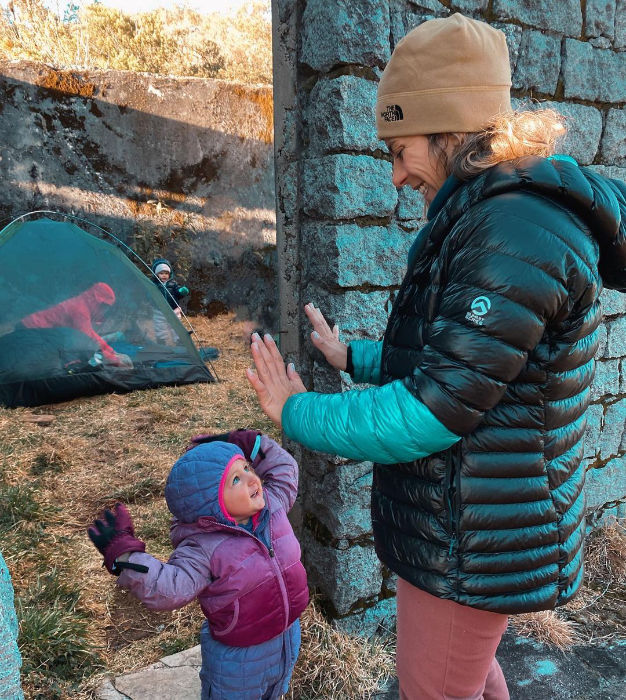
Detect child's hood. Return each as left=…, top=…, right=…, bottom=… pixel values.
left=164, top=441, right=245, bottom=524
left=151, top=257, right=174, bottom=276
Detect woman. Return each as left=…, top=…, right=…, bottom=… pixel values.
left=248, top=14, right=626, bottom=699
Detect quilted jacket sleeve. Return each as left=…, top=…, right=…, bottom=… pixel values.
left=283, top=381, right=460, bottom=463
left=253, top=436, right=298, bottom=513
left=349, top=340, right=383, bottom=385
left=117, top=538, right=213, bottom=610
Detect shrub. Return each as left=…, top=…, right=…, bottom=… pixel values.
left=0, top=0, right=272, bottom=83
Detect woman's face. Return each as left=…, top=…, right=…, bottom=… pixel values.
left=386, top=135, right=448, bottom=205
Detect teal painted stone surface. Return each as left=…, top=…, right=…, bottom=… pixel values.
left=600, top=108, right=626, bottom=167
left=582, top=403, right=603, bottom=460
left=389, top=3, right=443, bottom=48
left=601, top=288, right=626, bottom=317
left=450, top=0, right=489, bottom=12
left=595, top=322, right=608, bottom=358
left=591, top=359, right=621, bottom=400
left=302, top=286, right=392, bottom=343
left=332, top=596, right=397, bottom=637
left=301, top=0, right=390, bottom=72
left=303, top=532, right=383, bottom=615
left=563, top=40, right=626, bottom=102
left=493, top=21, right=523, bottom=74
left=617, top=0, right=626, bottom=49
left=586, top=455, right=626, bottom=509
left=308, top=76, right=380, bottom=154
left=303, top=155, right=396, bottom=219
left=493, top=0, right=582, bottom=36
left=396, top=186, right=426, bottom=222
left=302, top=221, right=413, bottom=288
left=605, top=316, right=626, bottom=358
left=585, top=0, right=616, bottom=39
left=304, top=459, right=373, bottom=539
left=513, top=30, right=561, bottom=94
left=600, top=398, right=626, bottom=459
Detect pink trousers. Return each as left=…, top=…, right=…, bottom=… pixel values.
left=396, top=578, right=510, bottom=700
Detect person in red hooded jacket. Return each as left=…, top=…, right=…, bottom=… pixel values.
left=20, top=282, right=127, bottom=366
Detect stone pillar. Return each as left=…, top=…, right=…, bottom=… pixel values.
left=272, top=0, right=626, bottom=633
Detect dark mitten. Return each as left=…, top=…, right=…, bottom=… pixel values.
left=88, top=503, right=147, bottom=575
left=186, top=429, right=264, bottom=466
left=226, top=429, right=264, bottom=465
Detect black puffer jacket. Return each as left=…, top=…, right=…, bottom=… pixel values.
left=373, top=157, right=626, bottom=613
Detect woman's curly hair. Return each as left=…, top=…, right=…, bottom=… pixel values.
left=427, top=108, right=567, bottom=181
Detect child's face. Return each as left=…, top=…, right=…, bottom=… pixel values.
left=222, top=458, right=265, bottom=524
left=157, top=270, right=170, bottom=282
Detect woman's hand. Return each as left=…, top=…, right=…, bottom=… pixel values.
left=247, top=333, right=307, bottom=427
left=305, top=303, right=348, bottom=371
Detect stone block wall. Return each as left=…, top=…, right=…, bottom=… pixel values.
left=272, top=0, right=626, bottom=634
left=0, top=62, right=276, bottom=326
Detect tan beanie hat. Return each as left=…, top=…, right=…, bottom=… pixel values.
left=376, top=14, right=512, bottom=138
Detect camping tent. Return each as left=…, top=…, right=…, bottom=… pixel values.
left=0, top=216, right=214, bottom=407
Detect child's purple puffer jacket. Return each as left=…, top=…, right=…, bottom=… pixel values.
left=117, top=436, right=309, bottom=647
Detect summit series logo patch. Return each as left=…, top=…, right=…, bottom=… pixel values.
left=465, top=296, right=491, bottom=325
left=381, top=104, right=404, bottom=122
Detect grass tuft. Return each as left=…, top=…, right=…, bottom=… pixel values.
left=287, top=601, right=395, bottom=699
left=17, top=568, right=102, bottom=685
left=510, top=610, right=580, bottom=649
left=0, top=483, right=56, bottom=528
left=107, top=476, right=164, bottom=504
left=30, top=450, right=69, bottom=476
left=584, top=519, right=626, bottom=587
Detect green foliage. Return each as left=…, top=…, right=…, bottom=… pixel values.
left=0, top=483, right=50, bottom=528
left=0, top=0, right=272, bottom=83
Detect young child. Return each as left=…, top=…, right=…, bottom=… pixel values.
left=87, top=430, right=308, bottom=700
left=151, top=258, right=189, bottom=319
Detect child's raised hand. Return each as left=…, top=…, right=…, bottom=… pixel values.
left=187, top=430, right=264, bottom=466
left=88, top=503, right=147, bottom=575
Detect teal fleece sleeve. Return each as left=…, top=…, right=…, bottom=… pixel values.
left=282, top=380, right=460, bottom=464
left=349, top=340, right=383, bottom=385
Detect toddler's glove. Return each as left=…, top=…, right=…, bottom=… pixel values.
left=187, top=429, right=264, bottom=466
left=88, top=503, right=148, bottom=575
left=178, top=286, right=190, bottom=296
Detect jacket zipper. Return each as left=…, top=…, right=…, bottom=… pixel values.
left=445, top=447, right=458, bottom=559
left=263, top=497, right=290, bottom=625
left=222, top=497, right=289, bottom=626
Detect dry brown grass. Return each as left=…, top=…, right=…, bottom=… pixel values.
left=0, top=313, right=394, bottom=699
left=509, top=610, right=580, bottom=650
left=583, top=519, right=626, bottom=587
left=287, top=602, right=394, bottom=700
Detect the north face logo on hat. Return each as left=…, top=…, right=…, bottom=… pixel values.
left=381, top=104, right=404, bottom=122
